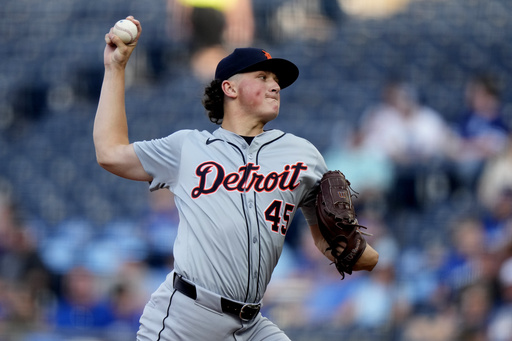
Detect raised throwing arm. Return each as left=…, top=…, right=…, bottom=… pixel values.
left=93, top=16, right=151, bottom=182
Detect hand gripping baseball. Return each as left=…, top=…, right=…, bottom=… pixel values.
left=315, top=171, right=371, bottom=279
left=104, top=16, right=141, bottom=68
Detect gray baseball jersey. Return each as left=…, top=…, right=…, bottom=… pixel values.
left=134, top=127, right=328, bottom=303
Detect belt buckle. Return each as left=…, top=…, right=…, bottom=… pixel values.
left=239, top=303, right=261, bottom=321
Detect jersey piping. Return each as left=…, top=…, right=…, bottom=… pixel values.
left=252, top=132, right=286, bottom=302
left=205, top=133, right=286, bottom=303
left=212, top=138, right=253, bottom=303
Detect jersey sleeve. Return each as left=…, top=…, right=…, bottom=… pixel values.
left=300, top=144, right=328, bottom=226
left=133, top=130, right=191, bottom=191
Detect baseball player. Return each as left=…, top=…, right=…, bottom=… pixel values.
left=94, top=16, right=378, bottom=341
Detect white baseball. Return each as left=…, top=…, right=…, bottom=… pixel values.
left=112, top=19, right=137, bottom=44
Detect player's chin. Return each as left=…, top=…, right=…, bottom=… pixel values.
left=268, top=102, right=280, bottom=115
left=261, top=110, right=279, bottom=124
left=269, top=108, right=280, bottom=119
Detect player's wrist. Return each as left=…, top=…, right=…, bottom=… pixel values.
left=104, top=62, right=127, bottom=74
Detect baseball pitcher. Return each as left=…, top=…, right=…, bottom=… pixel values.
left=94, top=16, right=378, bottom=341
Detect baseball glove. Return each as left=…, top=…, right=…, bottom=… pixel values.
left=316, top=170, right=369, bottom=279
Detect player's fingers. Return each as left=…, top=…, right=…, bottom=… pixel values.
left=105, top=33, right=111, bottom=45
left=105, top=28, right=120, bottom=46
left=125, top=16, right=142, bottom=41
left=126, top=15, right=139, bottom=26
left=108, top=30, right=127, bottom=48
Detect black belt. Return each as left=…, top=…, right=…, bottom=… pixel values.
left=173, top=273, right=261, bottom=321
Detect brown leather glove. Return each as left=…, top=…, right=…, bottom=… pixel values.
left=316, top=171, right=369, bottom=279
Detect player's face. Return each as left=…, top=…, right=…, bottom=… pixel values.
left=235, top=71, right=281, bottom=123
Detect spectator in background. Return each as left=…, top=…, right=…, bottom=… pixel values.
left=450, top=73, right=510, bottom=193
left=270, top=0, right=344, bottom=43
left=0, top=195, right=52, bottom=293
left=167, top=0, right=254, bottom=80
left=478, top=135, right=512, bottom=209
left=107, top=282, right=145, bottom=336
left=50, top=266, right=114, bottom=332
left=107, top=261, right=154, bottom=339
left=359, top=80, right=454, bottom=210
left=438, top=216, right=488, bottom=295
left=488, top=257, right=512, bottom=341
left=323, top=123, right=395, bottom=212
left=361, top=81, right=452, bottom=166
left=140, top=190, right=179, bottom=270
left=477, top=135, right=512, bottom=252
left=0, top=193, right=54, bottom=335
left=456, top=282, right=494, bottom=341
left=401, top=309, right=457, bottom=341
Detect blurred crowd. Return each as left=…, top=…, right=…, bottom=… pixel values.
left=0, top=189, right=178, bottom=341
left=1, top=71, right=511, bottom=341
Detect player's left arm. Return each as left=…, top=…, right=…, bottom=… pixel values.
left=308, top=223, right=379, bottom=272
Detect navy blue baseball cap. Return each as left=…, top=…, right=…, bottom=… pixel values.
left=215, top=48, right=299, bottom=89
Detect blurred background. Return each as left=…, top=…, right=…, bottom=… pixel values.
left=1, top=0, right=512, bottom=340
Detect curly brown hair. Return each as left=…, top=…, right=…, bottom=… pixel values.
left=202, top=79, right=224, bottom=124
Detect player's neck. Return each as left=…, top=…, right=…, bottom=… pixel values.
left=221, top=117, right=264, bottom=137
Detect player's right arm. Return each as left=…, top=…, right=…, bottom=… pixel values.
left=93, top=16, right=152, bottom=182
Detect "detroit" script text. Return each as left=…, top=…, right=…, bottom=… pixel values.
left=191, top=161, right=308, bottom=198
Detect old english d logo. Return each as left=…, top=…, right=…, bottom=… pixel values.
left=262, top=50, right=272, bottom=59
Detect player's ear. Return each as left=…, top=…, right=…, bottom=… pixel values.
left=222, top=80, right=237, bottom=99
